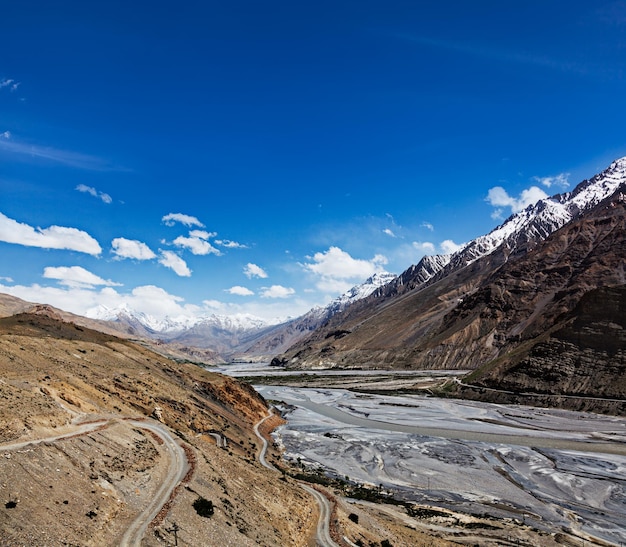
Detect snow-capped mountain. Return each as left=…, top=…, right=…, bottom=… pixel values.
left=273, top=155, right=626, bottom=371
left=89, top=303, right=201, bottom=333
left=374, top=157, right=626, bottom=303
left=89, top=304, right=276, bottom=337
left=322, top=271, right=397, bottom=315
left=234, top=271, right=398, bottom=359
left=453, top=156, right=626, bottom=265
left=88, top=270, right=397, bottom=359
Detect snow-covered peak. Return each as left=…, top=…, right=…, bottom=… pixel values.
left=193, top=313, right=275, bottom=332
left=88, top=303, right=274, bottom=334
left=567, top=156, right=626, bottom=212
left=87, top=304, right=201, bottom=332
left=338, top=272, right=397, bottom=303
left=453, top=156, right=626, bottom=266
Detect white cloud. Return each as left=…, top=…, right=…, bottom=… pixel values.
left=43, top=266, right=122, bottom=288
left=0, top=276, right=13, bottom=283
left=383, top=228, right=396, bottom=237
left=533, top=172, right=570, bottom=189
left=75, top=184, right=112, bottom=204
left=421, top=221, right=434, bottom=231
left=0, top=78, right=19, bottom=91
left=1, top=131, right=10, bottom=139
left=111, top=238, right=156, bottom=260
left=162, top=213, right=204, bottom=227
left=189, top=230, right=216, bottom=239
left=440, top=239, right=464, bottom=254
left=302, top=246, right=388, bottom=280
left=159, top=251, right=191, bottom=277
left=216, top=239, right=248, bottom=249
left=302, top=246, right=389, bottom=296
left=173, top=233, right=221, bottom=256
left=244, top=263, right=268, bottom=279
left=121, top=285, right=200, bottom=318
left=412, top=241, right=436, bottom=254
left=0, top=212, right=102, bottom=255
left=260, top=285, right=296, bottom=298
left=486, top=185, right=548, bottom=215
left=227, top=285, right=254, bottom=296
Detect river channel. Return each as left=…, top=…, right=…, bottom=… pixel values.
left=216, top=364, right=626, bottom=545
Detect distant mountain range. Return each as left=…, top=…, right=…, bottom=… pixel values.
left=88, top=271, right=397, bottom=362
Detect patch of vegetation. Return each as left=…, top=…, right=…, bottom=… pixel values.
left=325, top=329, right=351, bottom=339
left=193, top=496, right=214, bottom=518
left=406, top=505, right=449, bottom=519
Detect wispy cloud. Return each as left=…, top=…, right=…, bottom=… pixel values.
left=244, top=263, right=268, bottom=279
left=421, top=221, right=434, bottom=231
left=0, top=212, right=102, bottom=255
left=532, top=172, right=570, bottom=189
left=0, top=78, right=20, bottom=92
left=0, top=134, right=122, bottom=171
left=43, top=266, right=122, bottom=288
left=596, top=1, right=626, bottom=25
left=76, top=184, right=113, bottom=204
left=398, top=33, right=590, bottom=76
left=158, top=250, right=191, bottom=277
left=226, top=285, right=254, bottom=296
left=162, top=213, right=204, bottom=228
left=383, top=228, right=397, bottom=237
left=412, top=241, right=436, bottom=254
left=216, top=239, right=248, bottom=249
left=111, top=238, right=156, bottom=260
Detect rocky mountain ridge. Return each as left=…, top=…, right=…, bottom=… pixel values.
left=271, top=158, right=626, bottom=410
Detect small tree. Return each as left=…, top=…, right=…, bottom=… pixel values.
left=193, top=496, right=214, bottom=518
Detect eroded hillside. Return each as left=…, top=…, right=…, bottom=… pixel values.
left=0, top=309, right=317, bottom=546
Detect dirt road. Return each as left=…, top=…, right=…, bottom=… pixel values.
left=253, top=408, right=339, bottom=547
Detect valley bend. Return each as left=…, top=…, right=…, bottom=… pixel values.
left=2, top=2, right=626, bottom=546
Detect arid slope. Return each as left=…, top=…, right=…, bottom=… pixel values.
left=0, top=308, right=317, bottom=546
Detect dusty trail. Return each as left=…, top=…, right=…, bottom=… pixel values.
left=253, top=408, right=339, bottom=547
left=119, top=420, right=189, bottom=547
left=0, top=416, right=189, bottom=547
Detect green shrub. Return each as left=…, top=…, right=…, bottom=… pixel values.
left=193, top=496, right=214, bottom=518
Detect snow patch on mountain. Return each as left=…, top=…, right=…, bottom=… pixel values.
left=88, top=304, right=275, bottom=335
left=453, top=156, right=626, bottom=266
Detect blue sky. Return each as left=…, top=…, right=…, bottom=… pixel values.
left=1, top=1, right=626, bottom=322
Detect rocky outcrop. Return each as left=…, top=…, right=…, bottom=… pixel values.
left=455, top=285, right=626, bottom=413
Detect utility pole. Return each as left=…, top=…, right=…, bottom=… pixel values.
left=166, top=522, right=180, bottom=546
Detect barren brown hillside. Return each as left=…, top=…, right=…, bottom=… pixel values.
left=0, top=305, right=463, bottom=546
left=0, top=308, right=318, bottom=546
